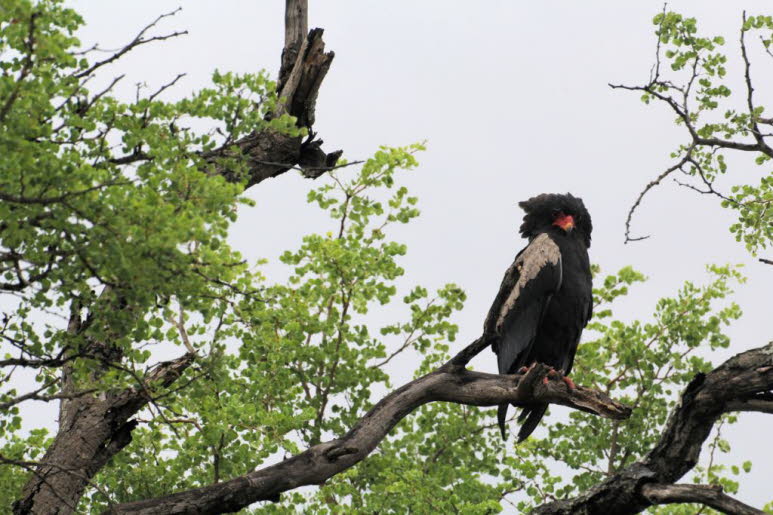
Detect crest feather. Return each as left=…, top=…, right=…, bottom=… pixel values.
left=518, top=193, right=592, bottom=247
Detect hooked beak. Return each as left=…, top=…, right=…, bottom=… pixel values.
left=553, top=214, right=575, bottom=232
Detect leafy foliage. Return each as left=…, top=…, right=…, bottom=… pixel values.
left=521, top=265, right=747, bottom=513
left=0, top=2, right=770, bottom=514
left=634, top=11, right=773, bottom=254
left=0, top=0, right=298, bottom=432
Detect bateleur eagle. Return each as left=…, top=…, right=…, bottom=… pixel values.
left=484, top=193, right=593, bottom=441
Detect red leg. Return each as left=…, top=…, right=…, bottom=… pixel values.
left=562, top=376, right=576, bottom=389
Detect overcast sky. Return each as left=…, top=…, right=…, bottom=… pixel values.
left=39, top=0, right=773, bottom=510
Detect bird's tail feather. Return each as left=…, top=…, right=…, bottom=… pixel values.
left=498, top=403, right=509, bottom=440
left=517, top=403, right=548, bottom=442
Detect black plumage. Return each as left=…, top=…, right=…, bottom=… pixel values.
left=484, top=193, right=593, bottom=441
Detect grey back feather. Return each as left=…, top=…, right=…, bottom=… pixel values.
left=494, top=234, right=562, bottom=374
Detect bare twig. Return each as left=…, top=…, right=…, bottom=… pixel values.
left=740, top=12, right=773, bottom=156
left=147, top=73, right=186, bottom=102
left=74, top=8, right=187, bottom=79
left=370, top=299, right=437, bottom=369
left=622, top=147, right=694, bottom=243
left=672, top=155, right=739, bottom=205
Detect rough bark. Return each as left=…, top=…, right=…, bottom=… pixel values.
left=13, top=354, right=194, bottom=514
left=206, top=26, right=340, bottom=188
left=532, top=341, right=773, bottom=515
left=278, top=0, right=308, bottom=90
left=641, top=483, right=766, bottom=515
left=107, top=357, right=630, bottom=514
left=207, top=0, right=339, bottom=188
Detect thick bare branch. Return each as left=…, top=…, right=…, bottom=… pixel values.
left=278, top=0, right=308, bottom=91
left=203, top=27, right=339, bottom=188
left=726, top=392, right=773, bottom=414
left=533, top=341, right=773, bottom=514
left=641, top=483, right=766, bottom=515
left=201, top=0, right=338, bottom=188
left=107, top=343, right=630, bottom=514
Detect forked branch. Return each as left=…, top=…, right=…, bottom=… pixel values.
left=107, top=338, right=630, bottom=514
left=641, top=483, right=766, bottom=515
left=533, top=341, right=773, bottom=514
left=611, top=11, right=773, bottom=244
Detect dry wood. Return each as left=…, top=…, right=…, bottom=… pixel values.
left=533, top=341, right=773, bottom=515
left=107, top=352, right=631, bottom=514
left=641, top=483, right=766, bottom=515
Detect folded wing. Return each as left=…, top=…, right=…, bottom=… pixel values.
left=484, top=233, right=563, bottom=439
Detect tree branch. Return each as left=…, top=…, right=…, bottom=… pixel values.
left=533, top=341, right=773, bottom=514
left=202, top=26, right=340, bottom=189
left=202, top=0, right=338, bottom=189
left=107, top=343, right=630, bottom=514
left=611, top=13, right=773, bottom=243
left=740, top=12, right=773, bottom=157
left=726, top=393, right=773, bottom=414
left=622, top=146, right=694, bottom=243
left=0, top=383, right=96, bottom=410
left=641, top=483, right=766, bottom=515
left=278, top=0, right=308, bottom=92
left=12, top=353, right=195, bottom=515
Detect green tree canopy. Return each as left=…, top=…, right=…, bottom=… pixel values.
left=0, top=2, right=771, bottom=514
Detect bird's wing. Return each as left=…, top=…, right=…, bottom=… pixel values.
left=561, top=285, right=593, bottom=377
left=486, top=233, right=563, bottom=375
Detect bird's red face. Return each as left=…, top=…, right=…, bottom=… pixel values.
left=552, top=211, right=575, bottom=232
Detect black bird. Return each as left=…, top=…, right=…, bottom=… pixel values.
left=484, top=193, right=593, bottom=441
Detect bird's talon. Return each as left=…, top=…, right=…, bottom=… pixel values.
left=562, top=376, right=576, bottom=389
left=542, top=376, right=549, bottom=385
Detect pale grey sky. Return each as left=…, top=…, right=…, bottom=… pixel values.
left=29, top=0, right=773, bottom=510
